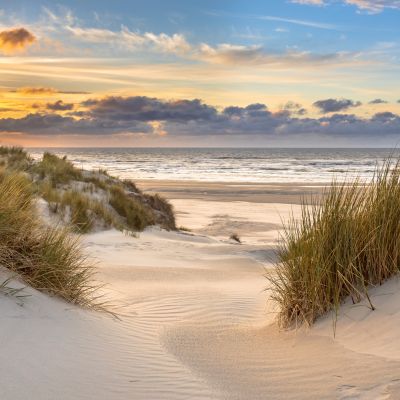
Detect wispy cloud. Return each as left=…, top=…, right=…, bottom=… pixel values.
left=33, top=8, right=350, bottom=68
left=10, top=86, right=89, bottom=95
left=195, top=42, right=353, bottom=67
left=258, top=15, right=337, bottom=30
left=291, top=0, right=325, bottom=4
left=66, top=25, right=191, bottom=54
left=345, top=0, right=400, bottom=13
left=293, top=0, right=400, bottom=13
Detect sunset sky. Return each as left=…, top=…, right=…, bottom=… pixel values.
left=0, top=0, right=399, bottom=147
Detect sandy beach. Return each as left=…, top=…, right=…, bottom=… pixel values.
left=1, top=180, right=399, bottom=399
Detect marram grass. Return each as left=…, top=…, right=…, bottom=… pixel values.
left=0, top=172, right=101, bottom=309
left=267, top=158, right=400, bottom=328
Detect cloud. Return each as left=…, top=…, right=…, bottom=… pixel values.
left=0, top=107, right=16, bottom=112
left=46, top=100, right=74, bottom=111
left=258, top=15, right=337, bottom=30
left=12, top=87, right=90, bottom=95
left=1, top=95, right=400, bottom=141
left=44, top=12, right=351, bottom=67
left=281, top=101, right=307, bottom=116
left=344, top=0, right=400, bottom=13
left=313, top=98, right=362, bottom=113
left=0, top=113, right=151, bottom=135
left=371, top=111, right=398, bottom=121
left=291, top=0, right=325, bottom=4
left=14, top=87, right=58, bottom=95
left=292, top=0, right=400, bottom=13
left=82, top=96, right=218, bottom=122
left=369, top=98, right=388, bottom=104
left=195, top=42, right=350, bottom=66
left=0, top=27, right=36, bottom=54
left=66, top=26, right=190, bottom=55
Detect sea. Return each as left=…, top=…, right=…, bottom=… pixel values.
left=28, top=148, right=400, bottom=183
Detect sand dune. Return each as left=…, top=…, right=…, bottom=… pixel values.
left=2, top=189, right=400, bottom=399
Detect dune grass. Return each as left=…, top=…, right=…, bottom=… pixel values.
left=0, top=171, right=99, bottom=308
left=109, top=185, right=155, bottom=231
left=39, top=182, right=117, bottom=233
left=143, top=193, right=176, bottom=230
left=32, top=152, right=176, bottom=233
left=267, top=158, right=400, bottom=328
left=0, top=146, right=31, bottom=171
left=1, top=148, right=176, bottom=234
left=230, top=233, right=241, bottom=243
left=33, top=152, right=82, bottom=186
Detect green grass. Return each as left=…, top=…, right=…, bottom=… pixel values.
left=267, top=158, right=400, bottom=328
left=0, top=171, right=99, bottom=308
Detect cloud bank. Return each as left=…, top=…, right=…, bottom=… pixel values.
left=0, top=96, right=399, bottom=142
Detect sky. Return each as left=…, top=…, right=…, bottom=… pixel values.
left=0, top=0, right=399, bottom=147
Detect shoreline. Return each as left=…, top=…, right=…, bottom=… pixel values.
left=136, top=180, right=327, bottom=204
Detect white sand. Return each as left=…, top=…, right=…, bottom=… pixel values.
left=1, top=190, right=400, bottom=399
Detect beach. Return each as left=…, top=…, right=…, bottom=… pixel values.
left=2, top=0, right=400, bottom=397
left=2, top=180, right=400, bottom=399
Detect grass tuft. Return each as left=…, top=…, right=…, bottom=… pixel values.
left=109, top=185, right=154, bottom=231
left=33, top=152, right=82, bottom=186
left=0, top=146, right=31, bottom=171
left=230, top=233, right=241, bottom=243
left=0, top=171, right=100, bottom=308
left=267, top=158, right=400, bottom=328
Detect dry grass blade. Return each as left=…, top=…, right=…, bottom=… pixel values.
left=266, top=157, right=400, bottom=329
left=0, top=171, right=103, bottom=310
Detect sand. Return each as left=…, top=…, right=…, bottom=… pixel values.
left=1, top=181, right=400, bottom=399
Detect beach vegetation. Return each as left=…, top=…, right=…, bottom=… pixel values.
left=267, top=159, right=400, bottom=328
left=0, top=171, right=99, bottom=308
left=0, top=146, right=31, bottom=171
left=230, top=233, right=241, bottom=243
left=33, top=152, right=82, bottom=186
left=109, top=185, right=154, bottom=231
left=1, top=149, right=176, bottom=234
